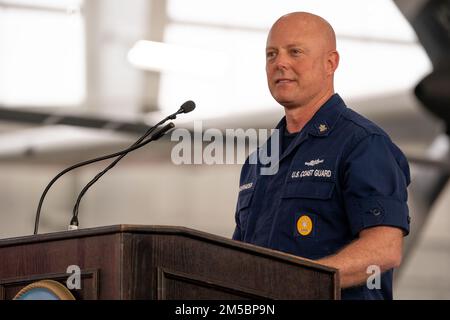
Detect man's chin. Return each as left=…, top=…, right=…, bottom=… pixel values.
left=272, top=92, right=304, bottom=109
left=277, top=100, right=302, bottom=110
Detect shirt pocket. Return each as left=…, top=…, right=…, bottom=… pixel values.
left=281, top=181, right=336, bottom=259
left=281, top=181, right=335, bottom=234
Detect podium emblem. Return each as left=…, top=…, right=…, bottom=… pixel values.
left=13, top=280, right=75, bottom=300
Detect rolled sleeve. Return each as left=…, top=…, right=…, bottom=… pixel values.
left=343, top=134, right=411, bottom=237
left=345, top=196, right=410, bottom=236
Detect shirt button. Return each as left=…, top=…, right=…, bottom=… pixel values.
left=371, top=208, right=381, bottom=216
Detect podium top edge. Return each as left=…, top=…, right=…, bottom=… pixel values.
left=0, top=224, right=338, bottom=275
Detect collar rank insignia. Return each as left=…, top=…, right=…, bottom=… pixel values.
left=318, top=124, right=328, bottom=133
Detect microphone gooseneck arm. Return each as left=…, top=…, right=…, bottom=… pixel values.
left=33, top=100, right=195, bottom=235
left=69, top=122, right=174, bottom=229
left=34, top=122, right=172, bottom=235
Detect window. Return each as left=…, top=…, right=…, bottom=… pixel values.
left=157, top=0, right=431, bottom=118
left=0, top=0, right=85, bottom=107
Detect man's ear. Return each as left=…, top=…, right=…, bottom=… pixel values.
left=326, top=50, right=339, bottom=75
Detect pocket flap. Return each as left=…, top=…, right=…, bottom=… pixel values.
left=237, top=192, right=254, bottom=211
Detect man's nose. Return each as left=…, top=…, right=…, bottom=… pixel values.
left=274, top=53, right=289, bottom=70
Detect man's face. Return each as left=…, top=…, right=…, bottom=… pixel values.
left=266, top=18, right=329, bottom=109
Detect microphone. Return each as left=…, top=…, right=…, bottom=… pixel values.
left=33, top=101, right=195, bottom=235
left=167, top=100, right=196, bottom=120
left=179, top=100, right=196, bottom=114
left=70, top=101, right=196, bottom=229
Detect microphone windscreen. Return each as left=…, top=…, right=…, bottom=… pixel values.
left=180, top=100, right=196, bottom=114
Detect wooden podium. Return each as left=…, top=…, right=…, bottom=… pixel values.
left=0, top=225, right=340, bottom=300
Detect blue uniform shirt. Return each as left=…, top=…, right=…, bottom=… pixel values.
left=232, top=94, right=411, bottom=300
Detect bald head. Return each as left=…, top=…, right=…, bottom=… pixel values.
left=265, top=12, right=339, bottom=111
left=268, top=12, right=336, bottom=53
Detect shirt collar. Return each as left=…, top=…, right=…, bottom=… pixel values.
left=275, top=93, right=346, bottom=137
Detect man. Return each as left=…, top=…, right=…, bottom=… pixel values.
left=232, top=12, right=411, bottom=300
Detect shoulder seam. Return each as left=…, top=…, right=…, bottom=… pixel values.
left=340, top=108, right=386, bottom=137
left=341, top=125, right=391, bottom=165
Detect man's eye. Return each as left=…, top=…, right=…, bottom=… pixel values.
left=266, top=52, right=276, bottom=59
left=291, top=49, right=302, bottom=55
